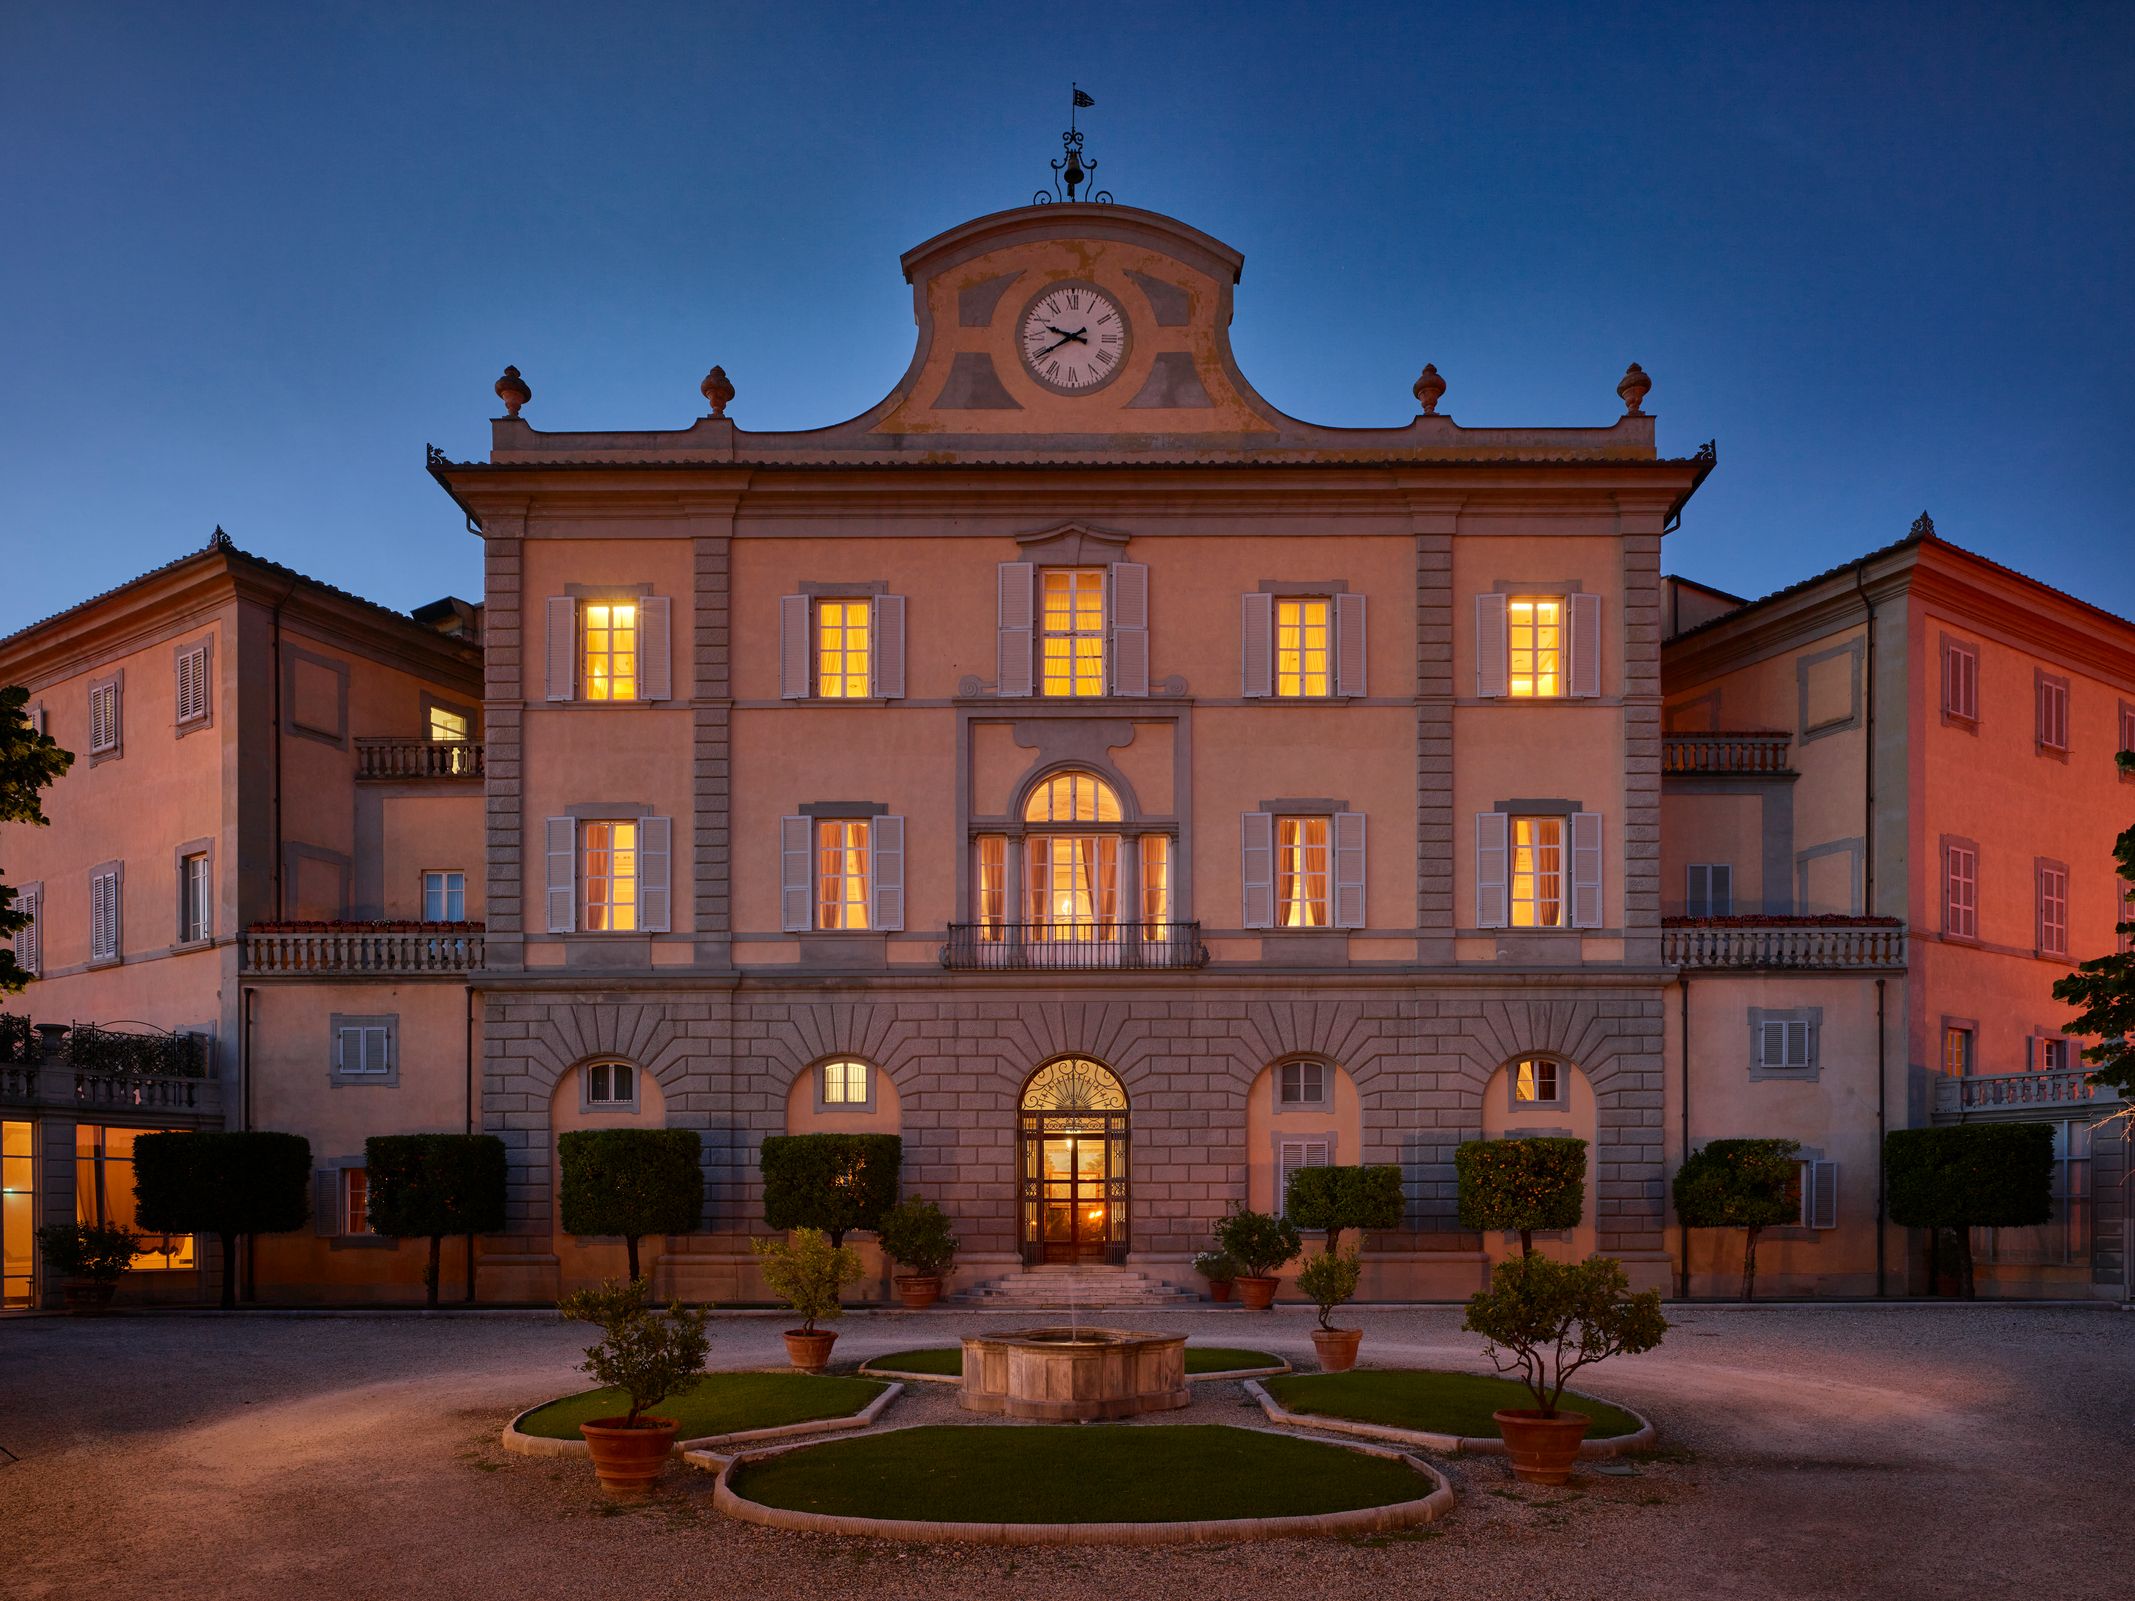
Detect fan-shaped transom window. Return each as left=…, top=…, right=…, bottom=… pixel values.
left=1021, top=1057, right=1128, bottom=1112
left=1025, top=771, right=1123, bottom=825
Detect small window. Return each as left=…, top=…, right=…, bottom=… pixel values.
left=1507, top=597, right=1565, bottom=699
left=815, top=819, right=871, bottom=930
left=2037, top=862, right=2069, bottom=957
left=1792, top=1159, right=1839, bottom=1230
left=1757, top=1019, right=1813, bottom=1071
left=1275, top=598, right=1333, bottom=698
left=1279, top=1061, right=1327, bottom=1106
left=1942, top=1026, right=1974, bottom=1078
left=427, top=703, right=470, bottom=743
left=1686, top=863, right=1734, bottom=918
left=14, top=888, right=40, bottom=977
left=1511, top=816, right=1566, bottom=928
left=1039, top=569, right=1107, bottom=698
left=585, top=1061, right=636, bottom=1106
left=581, top=602, right=639, bottom=702
left=423, top=870, right=466, bottom=922
left=583, top=821, right=639, bottom=931
left=179, top=852, right=211, bottom=944
left=1275, top=816, right=1331, bottom=928
left=89, top=678, right=121, bottom=755
left=814, top=599, right=873, bottom=699
left=2036, top=672, right=2070, bottom=753
left=342, top=1168, right=372, bottom=1235
left=821, top=1059, right=871, bottom=1106
left=1513, top=1056, right=1562, bottom=1104
left=1942, top=639, right=1979, bottom=723
left=335, top=1023, right=392, bottom=1076
left=1139, top=834, right=1172, bottom=924
left=175, top=642, right=210, bottom=727
left=2036, top=1038, right=2070, bottom=1074
left=1944, top=842, right=1978, bottom=939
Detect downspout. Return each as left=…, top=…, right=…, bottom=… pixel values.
left=1679, top=978, right=1692, bottom=1299
left=241, top=985, right=256, bottom=1303
left=1875, top=976, right=1888, bottom=1297
left=464, top=981, right=477, bottom=1303
left=269, top=577, right=299, bottom=918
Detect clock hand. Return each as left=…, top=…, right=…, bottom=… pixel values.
left=1045, top=325, right=1091, bottom=345
left=1032, top=330, right=1084, bottom=358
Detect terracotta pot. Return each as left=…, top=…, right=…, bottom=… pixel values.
left=1206, top=1279, right=1235, bottom=1304
left=578, top=1415, right=679, bottom=1498
left=1311, top=1326, right=1363, bottom=1372
left=894, top=1274, right=942, bottom=1310
left=1494, top=1408, right=1591, bottom=1485
left=1235, top=1275, right=1279, bottom=1310
left=783, top=1328, right=838, bottom=1373
left=62, top=1278, right=118, bottom=1315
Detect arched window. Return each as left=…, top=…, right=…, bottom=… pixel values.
left=1510, top=1055, right=1567, bottom=1109
left=1024, top=771, right=1122, bottom=824
left=819, top=1057, right=872, bottom=1110
left=583, top=1060, right=636, bottom=1109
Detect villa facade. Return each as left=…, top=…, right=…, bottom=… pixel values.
left=2, top=198, right=2126, bottom=1309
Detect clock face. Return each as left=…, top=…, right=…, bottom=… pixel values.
left=1016, top=281, right=1130, bottom=394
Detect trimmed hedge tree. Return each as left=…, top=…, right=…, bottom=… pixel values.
left=760, top=1133, right=901, bottom=1246
left=1885, top=1123, right=2054, bottom=1298
left=133, top=1131, right=312, bottom=1308
left=1455, top=1137, right=1588, bottom=1259
left=1672, top=1137, right=1800, bottom=1301
left=1283, top=1164, right=1405, bottom=1254
left=557, top=1128, right=704, bottom=1282
left=365, top=1133, right=509, bottom=1306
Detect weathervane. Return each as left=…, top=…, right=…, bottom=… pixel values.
left=1035, top=84, right=1112, bottom=205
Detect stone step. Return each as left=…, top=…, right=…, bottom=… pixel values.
left=956, top=1268, right=1202, bottom=1308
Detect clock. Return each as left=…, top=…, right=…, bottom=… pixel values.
left=1016, top=280, right=1131, bottom=394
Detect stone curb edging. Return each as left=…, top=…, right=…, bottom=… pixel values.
left=1242, top=1377, right=1656, bottom=1458
left=1187, top=1359, right=1292, bottom=1381
left=855, top=1360, right=959, bottom=1385
left=704, top=1423, right=1455, bottom=1544
left=500, top=1379, right=903, bottom=1459
left=854, top=1356, right=1294, bottom=1385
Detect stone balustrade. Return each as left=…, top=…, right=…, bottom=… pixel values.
left=242, top=922, right=485, bottom=975
left=1663, top=917, right=1906, bottom=971
left=0, top=1060, right=222, bottom=1118
left=1933, top=1067, right=2114, bottom=1119
left=1662, top=731, right=1794, bottom=775
left=354, top=738, right=483, bottom=780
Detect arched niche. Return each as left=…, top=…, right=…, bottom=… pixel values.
left=550, top=1059, right=668, bottom=1285
left=1478, top=1054, right=1600, bottom=1263
left=784, top=1056, right=902, bottom=1136
left=1245, top=1058, right=1363, bottom=1215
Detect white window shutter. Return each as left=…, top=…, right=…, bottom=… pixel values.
left=1336, top=593, right=1367, bottom=697
left=19, top=891, right=38, bottom=976
left=997, top=562, right=1035, bottom=697
left=1569, top=593, right=1602, bottom=698
left=545, top=598, right=575, bottom=701
left=780, top=815, right=812, bottom=932
left=1475, top=812, right=1510, bottom=928
left=639, top=815, right=671, bottom=932
left=779, top=595, right=810, bottom=699
left=1239, top=593, right=1273, bottom=697
left=1333, top=810, right=1367, bottom=929
left=871, top=814, right=905, bottom=931
left=1570, top=811, right=1604, bottom=928
left=872, top=594, right=905, bottom=699
left=638, top=597, right=672, bottom=700
left=1475, top=594, right=1509, bottom=697
left=1110, top=562, right=1149, bottom=697
left=28, top=704, right=45, bottom=737
left=1809, top=1160, right=1839, bottom=1230
left=1241, top=812, right=1275, bottom=929
left=315, top=1168, right=342, bottom=1237
left=544, top=817, right=576, bottom=933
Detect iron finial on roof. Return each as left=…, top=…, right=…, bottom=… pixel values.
left=701, top=365, right=735, bottom=418
left=1617, top=362, right=1651, bottom=415
left=1910, top=510, right=1936, bottom=540
left=1413, top=364, right=1446, bottom=415
left=1035, top=84, right=1112, bottom=205
left=209, top=526, right=232, bottom=550
left=495, top=365, right=531, bottom=418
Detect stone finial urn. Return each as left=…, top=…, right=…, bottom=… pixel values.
left=1616, top=362, right=1651, bottom=415
left=495, top=365, right=531, bottom=417
left=1413, top=363, right=1446, bottom=415
left=701, top=365, right=735, bottom=418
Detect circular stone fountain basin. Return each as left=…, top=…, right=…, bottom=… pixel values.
left=960, top=1328, right=1190, bottom=1422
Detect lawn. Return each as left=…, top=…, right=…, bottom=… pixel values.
left=1262, top=1369, right=1642, bottom=1440
left=732, top=1425, right=1430, bottom=1523
left=517, top=1372, right=886, bottom=1441
left=862, top=1345, right=1283, bottom=1377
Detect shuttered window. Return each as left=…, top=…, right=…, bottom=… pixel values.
left=1942, top=638, right=1979, bottom=722
left=1477, top=594, right=1600, bottom=698
left=1040, top=569, right=1107, bottom=697
left=1944, top=841, right=1978, bottom=938
left=89, top=867, right=121, bottom=961
left=15, top=886, right=40, bottom=976
left=1757, top=1019, right=1814, bottom=1070
left=783, top=814, right=901, bottom=932
left=88, top=678, right=121, bottom=755
left=545, top=816, right=671, bottom=934
left=175, top=641, right=210, bottom=727
left=1797, top=1160, right=1839, bottom=1230
left=2036, top=860, right=2069, bottom=957
left=1276, top=598, right=1331, bottom=697
left=2036, top=671, right=2069, bottom=753
left=1478, top=812, right=1603, bottom=929
left=816, top=819, right=871, bottom=929
left=335, top=1023, right=392, bottom=1076
left=1242, top=813, right=1365, bottom=929
left=1243, top=593, right=1369, bottom=698
left=815, top=600, right=872, bottom=698
left=1686, top=863, right=1734, bottom=918
left=178, top=852, right=211, bottom=944
left=550, top=596, right=669, bottom=701
left=1278, top=1139, right=1333, bottom=1216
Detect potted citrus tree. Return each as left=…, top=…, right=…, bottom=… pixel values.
left=1462, top=1254, right=1666, bottom=1484
left=1192, top=1247, right=1239, bottom=1303
left=36, top=1221, right=140, bottom=1314
left=877, top=1195, right=958, bottom=1308
left=752, top=1226, right=865, bottom=1371
left=557, top=1278, right=710, bottom=1497
left=1296, top=1248, right=1363, bottom=1370
left=1215, top=1209, right=1301, bottom=1310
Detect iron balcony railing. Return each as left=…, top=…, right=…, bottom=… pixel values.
left=355, top=738, right=484, bottom=781
left=0, top=1016, right=221, bottom=1118
left=1933, top=1068, right=2115, bottom=1119
left=941, top=921, right=1208, bottom=971
left=1662, top=731, right=1795, bottom=775
left=1662, top=917, right=1906, bottom=971
left=242, top=922, right=485, bottom=975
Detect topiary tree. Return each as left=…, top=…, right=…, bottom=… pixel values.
left=1215, top=1208, right=1302, bottom=1280
left=1885, top=1123, right=2054, bottom=1299
left=2053, top=746, right=2135, bottom=1098
left=1455, top=1136, right=1588, bottom=1258
left=0, top=684, right=73, bottom=996
left=1283, top=1164, right=1406, bottom=1254
left=876, top=1195, right=959, bottom=1278
left=1672, top=1137, right=1800, bottom=1301
left=132, top=1131, right=312, bottom=1308
left=759, top=1133, right=901, bottom=1247
left=365, top=1133, right=508, bottom=1307
left=557, top=1278, right=710, bottom=1427
left=558, top=1128, right=704, bottom=1283
left=1463, top=1253, right=1668, bottom=1418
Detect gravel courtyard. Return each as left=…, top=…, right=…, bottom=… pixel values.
left=4, top=1303, right=2126, bottom=1601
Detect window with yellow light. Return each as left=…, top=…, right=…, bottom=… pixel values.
left=581, top=601, right=638, bottom=701
left=1507, top=597, right=1564, bottom=699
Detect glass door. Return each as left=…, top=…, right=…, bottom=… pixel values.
left=2, top=1120, right=33, bottom=1309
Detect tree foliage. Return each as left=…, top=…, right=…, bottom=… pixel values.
left=133, top=1131, right=312, bottom=1308
left=1455, top=1137, right=1588, bottom=1257
left=364, top=1133, right=509, bottom=1306
left=1295, top=1248, right=1361, bottom=1331
left=0, top=684, right=74, bottom=995
left=759, top=1133, right=901, bottom=1246
left=557, top=1278, right=710, bottom=1426
left=37, top=1221, right=141, bottom=1283
left=1283, top=1164, right=1405, bottom=1253
left=1462, top=1253, right=1668, bottom=1417
left=1671, top=1137, right=1800, bottom=1301
left=557, top=1128, right=704, bottom=1282
left=2053, top=747, right=2135, bottom=1097
left=751, top=1226, right=866, bottom=1332
left=1885, top=1123, right=2054, bottom=1298
left=876, top=1195, right=959, bottom=1277
left=1215, top=1208, right=1301, bottom=1279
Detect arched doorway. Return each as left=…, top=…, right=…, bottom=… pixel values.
left=1019, top=1058, right=1129, bottom=1264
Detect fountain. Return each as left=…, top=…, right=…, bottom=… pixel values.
left=959, top=1327, right=1190, bottom=1421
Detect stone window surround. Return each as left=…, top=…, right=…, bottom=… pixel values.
left=87, top=668, right=123, bottom=765
left=282, top=645, right=350, bottom=749
left=421, top=867, right=468, bottom=922
left=1940, top=631, right=1981, bottom=731
left=329, top=1012, right=400, bottom=1088
left=1940, top=1015, right=1979, bottom=1077
left=811, top=1056, right=878, bottom=1114
left=1794, top=837, right=1864, bottom=918
left=1796, top=638, right=1864, bottom=744
left=1253, top=801, right=1361, bottom=935
left=1940, top=833, right=1980, bottom=941
left=1748, top=1005, right=1823, bottom=1082
left=1506, top=1053, right=1571, bottom=1111
left=173, top=635, right=214, bottom=737
left=1274, top=1056, right=1331, bottom=1107
left=318, top=1156, right=392, bottom=1248
left=579, top=1058, right=639, bottom=1112
left=970, top=751, right=1179, bottom=922
left=173, top=837, right=214, bottom=948
left=88, top=859, right=123, bottom=966
left=2034, top=667, right=2070, bottom=760
left=1478, top=798, right=1595, bottom=937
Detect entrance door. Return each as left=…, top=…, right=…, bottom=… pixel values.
left=1038, top=1135, right=1114, bottom=1263
left=1019, top=1058, right=1130, bottom=1265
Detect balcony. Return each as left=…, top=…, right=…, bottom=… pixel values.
left=941, top=922, right=1209, bottom=972
left=355, top=738, right=483, bottom=781
left=1933, top=1068, right=2117, bottom=1120
left=1662, top=731, right=1794, bottom=775
left=1663, top=916, right=1906, bottom=971
left=242, top=921, right=485, bottom=976
left=0, top=1015, right=221, bottom=1121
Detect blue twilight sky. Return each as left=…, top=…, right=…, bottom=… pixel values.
left=4, top=2, right=2133, bottom=637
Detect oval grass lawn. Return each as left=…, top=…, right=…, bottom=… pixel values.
left=863, top=1345, right=1282, bottom=1378
left=1262, top=1369, right=1642, bottom=1440
left=518, top=1372, right=886, bottom=1441
left=732, top=1424, right=1428, bottom=1523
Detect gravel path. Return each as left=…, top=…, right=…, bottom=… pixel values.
left=3, top=1303, right=2127, bottom=1600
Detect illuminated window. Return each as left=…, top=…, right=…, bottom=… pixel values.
left=2036, top=1038, right=2070, bottom=1073
left=1943, top=1026, right=1974, bottom=1078
left=1027, top=837, right=1119, bottom=935
left=423, top=870, right=466, bottom=922
left=581, top=602, right=638, bottom=702
left=1039, top=569, right=1107, bottom=697
left=975, top=835, right=1008, bottom=936
left=3, top=1119, right=33, bottom=1309
left=583, top=821, right=639, bottom=931
left=342, top=1168, right=372, bottom=1235
left=1025, top=772, right=1122, bottom=824
left=1513, top=1057, right=1562, bottom=1104
left=1276, top=816, right=1330, bottom=928
left=1279, top=1061, right=1327, bottom=1105
left=427, top=703, right=470, bottom=743
left=1507, top=597, right=1564, bottom=699
left=1275, top=598, right=1332, bottom=697
left=821, top=1059, right=871, bottom=1106
left=1510, top=817, right=1566, bottom=927
left=815, top=819, right=871, bottom=930
left=815, top=600, right=872, bottom=698
left=76, top=1126, right=194, bottom=1271
left=1139, top=834, right=1172, bottom=923
left=585, top=1060, right=636, bottom=1106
